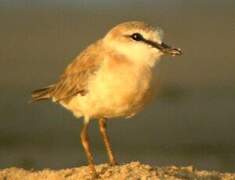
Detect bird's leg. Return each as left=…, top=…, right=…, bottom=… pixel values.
left=98, top=118, right=117, bottom=166
left=80, top=119, right=97, bottom=177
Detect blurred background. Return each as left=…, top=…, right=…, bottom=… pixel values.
left=0, top=0, right=234, bottom=172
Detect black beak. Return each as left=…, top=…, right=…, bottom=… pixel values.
left=142, top=39, right=183, bottom=56
left=158, top=42, right=182, bottom=56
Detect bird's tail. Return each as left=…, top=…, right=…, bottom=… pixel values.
left=31, top=85, right=54, bottom=103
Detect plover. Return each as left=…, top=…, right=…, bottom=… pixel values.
left=31, top=21, right=182, bottom=176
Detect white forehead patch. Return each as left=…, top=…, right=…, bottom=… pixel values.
left=155, top=27, right=164, bottom=41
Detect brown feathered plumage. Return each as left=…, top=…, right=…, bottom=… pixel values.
left=31, top=21, right=182, bottom=177
left=31, top=40, right=103, bottom=103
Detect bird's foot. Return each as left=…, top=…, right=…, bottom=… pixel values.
left=109, top=159, right=118, bottom=166
left=88, top=164, right=99, bottom=179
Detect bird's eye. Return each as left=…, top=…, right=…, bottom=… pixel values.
left=130, top=33, right=143, bottom=41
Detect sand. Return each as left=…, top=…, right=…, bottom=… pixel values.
left=0, top=162, right=234, bottom=180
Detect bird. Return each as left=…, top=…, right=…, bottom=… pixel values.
left=31, top=21, right=182, bottom=177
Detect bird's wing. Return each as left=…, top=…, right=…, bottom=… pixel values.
left=51, top=40, right=104, bottom=102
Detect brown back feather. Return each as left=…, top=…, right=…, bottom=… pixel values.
left=50, top=40, right=104, bottom=102
left=31, top=40, right=104, bottom=103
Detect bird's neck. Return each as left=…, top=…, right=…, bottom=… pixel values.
left=103, top=40, right=161, bottom=69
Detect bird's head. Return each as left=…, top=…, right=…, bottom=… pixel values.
left=103, top=21, right=182, bottom=67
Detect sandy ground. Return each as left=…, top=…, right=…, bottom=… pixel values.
left=0, top=162, right=234, bottom=180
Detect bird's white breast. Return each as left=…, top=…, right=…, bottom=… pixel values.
left=67, top=56, right=153, bottom=119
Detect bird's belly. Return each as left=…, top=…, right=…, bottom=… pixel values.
left=87, top=65, right=151, bottom=118
left=87, top=87, right=147, bottom=118
left=66, top=64, right=152, bottom=119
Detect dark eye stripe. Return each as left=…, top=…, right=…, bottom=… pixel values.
left=127, top=33, right=165, bottom=51
left=141, top=39, right=163, bottom=49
